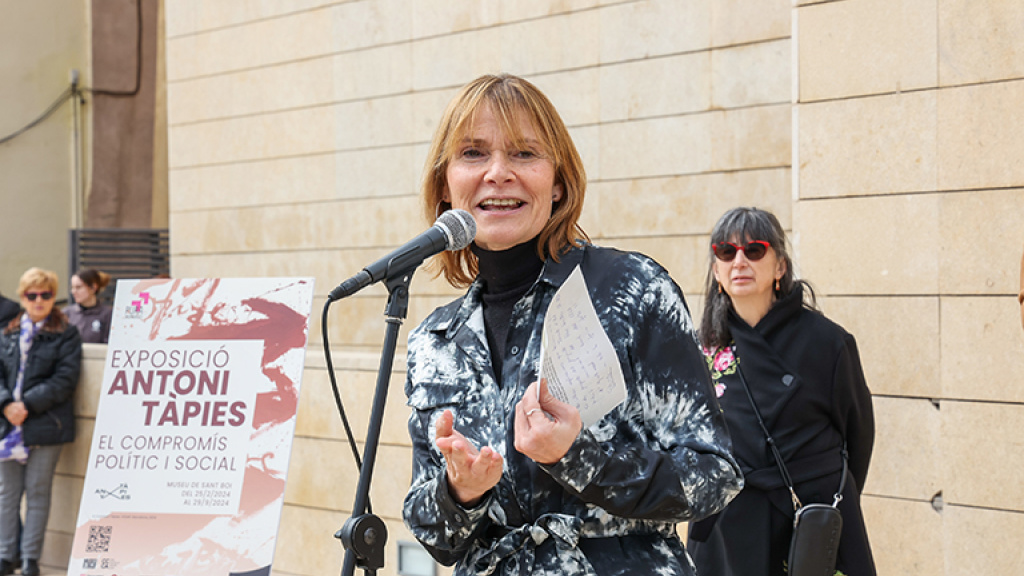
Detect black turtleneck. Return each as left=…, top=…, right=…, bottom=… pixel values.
left=471, top=237, right=544, bottom=382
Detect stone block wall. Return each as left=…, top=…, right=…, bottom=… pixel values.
left=795, top=0, right=1024, bottom=574
left=0, top=0, right=90, bottom=298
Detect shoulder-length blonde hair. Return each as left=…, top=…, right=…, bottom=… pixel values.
left=11, top=267, right=66, bottom=332
left=18, top=267, right=59, bottom=297
left=423, top=74, right=589, bottom=288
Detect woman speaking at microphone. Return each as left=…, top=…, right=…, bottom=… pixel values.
left=402, top=73, right=742, bottom=576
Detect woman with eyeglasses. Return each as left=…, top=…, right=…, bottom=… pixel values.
left=65, top=268, right=113, bottom=344
left=0, top=268, right=83, bottom=576
left=686, top=207, right=876, bottom=576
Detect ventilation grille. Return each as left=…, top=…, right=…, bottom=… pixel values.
left=68, top=228, right=170, bottom=306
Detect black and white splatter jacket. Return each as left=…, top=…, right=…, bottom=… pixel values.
left=403, top=244, right=743, bottom=576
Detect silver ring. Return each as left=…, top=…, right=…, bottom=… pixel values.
left=525, top=408, right=541, bottom=417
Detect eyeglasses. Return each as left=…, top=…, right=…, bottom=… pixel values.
left=712, top=240, right=771, bottom=262
left=24, top=291, right=54, bottom=302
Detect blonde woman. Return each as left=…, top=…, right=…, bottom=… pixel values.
left=0, top=268, right=82, bottom=576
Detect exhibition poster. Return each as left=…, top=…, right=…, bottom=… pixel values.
left=68, top=277, right=314, bottom=576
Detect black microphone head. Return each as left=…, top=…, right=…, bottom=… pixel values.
left=435, top=209, right=476, bottom=251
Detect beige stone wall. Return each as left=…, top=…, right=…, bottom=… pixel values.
left=795, top=0, right=1024, bottom=574
left=35, top=0, right=1021, bottom=575
left=0, top=0, right=91, bottom=299
left=0, top=0, right=166, bottom=297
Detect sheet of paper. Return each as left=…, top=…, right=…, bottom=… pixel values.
left=538, top=265, right=627, bottom=427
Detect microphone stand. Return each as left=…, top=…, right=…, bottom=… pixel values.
left=336, top=268, right=415, bottom=575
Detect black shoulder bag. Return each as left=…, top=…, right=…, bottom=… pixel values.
left=737, top=366, right=846, bottom=576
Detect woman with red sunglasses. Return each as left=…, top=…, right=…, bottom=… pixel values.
left=686, top=207, right=876, bottom=576
left=0, top=268, right=82, bottom=576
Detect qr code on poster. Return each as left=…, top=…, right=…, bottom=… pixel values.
left=86, top=525, right=112, bottom=553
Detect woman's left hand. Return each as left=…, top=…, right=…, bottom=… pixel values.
left=514, top=379, right=583, bottom=465
left=3, top=401, right=28, bottom=426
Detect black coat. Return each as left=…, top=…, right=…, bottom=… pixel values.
left=688, top=286, right=876, bottom=576
left=0, top=295, right=18, bottom=326
left=0, top=313, right=82, bottom=446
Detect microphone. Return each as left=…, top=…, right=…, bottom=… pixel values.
left=328, top=209, right=476, bottom=301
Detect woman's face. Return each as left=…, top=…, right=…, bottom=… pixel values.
left=21, top=284, right=55, bottom=323
left=713, top=236, right=785, bottom=307
left=70, top=274, right=96, bottom=305
left=444, top=104, right=562, bottom=251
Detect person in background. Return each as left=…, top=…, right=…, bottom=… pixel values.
left=402, top=73, right=742, bottom=576
left=0, top=293, right=16, bottom=327
left=65, top=268, right=113, bottom=344
left=0, top=268, right=83, bottom=576
left=0, top=293, right=21, bottom=576
left=686, top=207, right=875, bottom=576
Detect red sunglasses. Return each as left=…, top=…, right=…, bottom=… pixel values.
left=24, top=291, right=54, bottom=302
left=712, top=240, right=771, bottom=262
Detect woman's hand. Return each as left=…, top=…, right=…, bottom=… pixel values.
left=3, top=401, right=28, bottom=426
left=514, top=379, right=583, bottom=465
left=435, top=409, right=503, bottom=507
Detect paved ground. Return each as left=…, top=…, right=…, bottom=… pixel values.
left=6, top=566, right=62, bottom=576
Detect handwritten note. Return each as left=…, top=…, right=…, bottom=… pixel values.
left=538, top=266, right=627, bottom=427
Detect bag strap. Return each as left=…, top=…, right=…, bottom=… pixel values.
left=736, top=364, right=848, bottom=511
left=832, top=450, right=848, bottom=507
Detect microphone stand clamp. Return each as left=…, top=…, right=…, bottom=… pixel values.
left=336, top=513, right=387, bottom=571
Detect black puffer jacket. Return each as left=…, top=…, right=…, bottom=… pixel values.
left=0, top=295, right=18, bottom=326
left=0, top=313, right=82, bottom=445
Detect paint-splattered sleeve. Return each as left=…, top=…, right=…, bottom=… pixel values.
left=402, top=327, right=493, bottom=566
left=403, top=445, right=492, bottom=566
left=540, top=270, right=742, bottom=523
